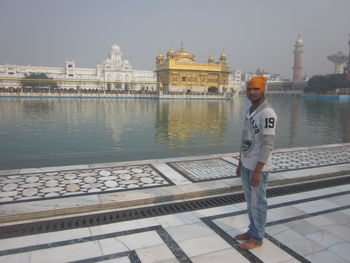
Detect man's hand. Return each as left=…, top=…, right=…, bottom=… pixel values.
left=251, top=161, right=265, bottom=187
left=236, top=161, right=242, bottom=177
left=236, top=167, right=241, bottom=177
left=251, top=172, right=260, bottom=187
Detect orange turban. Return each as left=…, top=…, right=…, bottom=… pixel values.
left=247, top=76, right=267, bottom=93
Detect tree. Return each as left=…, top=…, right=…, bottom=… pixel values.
left=304, top=74, right=347, bottom=94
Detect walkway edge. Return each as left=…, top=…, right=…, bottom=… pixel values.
left=1, top=170, right=349, bottom=225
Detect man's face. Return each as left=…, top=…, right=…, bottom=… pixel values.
left=246, top=87, right=264, bottom=102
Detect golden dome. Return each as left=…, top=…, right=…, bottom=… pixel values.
left=208, top=56, right=215, bottom=63
left=179, top=48, right=188, bottom=55
left=166, top=49, right=175, bottom=59
left=219, top=53, right=227, bottom=62
left=156, top=54, right=165, bottom=64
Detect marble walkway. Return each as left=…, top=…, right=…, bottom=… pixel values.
left=0, top=143, right=350, bottom=262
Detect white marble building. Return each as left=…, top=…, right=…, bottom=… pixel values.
left=0, top=43, right=157, bottom=91
left=228, top=69, right=243, bottom=95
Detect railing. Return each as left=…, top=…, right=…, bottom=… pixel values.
left=0, top=77, right=157, bottom=85
left=0, top=88, right=229, bottom=96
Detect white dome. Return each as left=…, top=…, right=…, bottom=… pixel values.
left=296, top=36, right=303, bottom=45
left=109, top=42, right=123, bottom=60
left=123, top=59, right=131, bottom=69
left=111, top=42, right=121, bottom=52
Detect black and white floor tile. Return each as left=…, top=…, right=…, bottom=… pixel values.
left=1, top=184, right=349, bottom=262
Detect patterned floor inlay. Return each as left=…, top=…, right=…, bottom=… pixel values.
left=0, top=164, right=173, bottom=204
left=167, top=158, right=237, bottom=182
left=231, top=145, right=350, bottom=173
left=1, top=145, right=350, bottom=204
left=271, top=145, right=350, bottom=172
left=168, top=145, right=350, bottom=183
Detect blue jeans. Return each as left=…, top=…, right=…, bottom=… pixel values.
left=240, top=166, right=269, bottom=244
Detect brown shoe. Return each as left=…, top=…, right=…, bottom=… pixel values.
left=239, top=240, right=262, bottom=250
left=234, top=232, right=251, bottom=241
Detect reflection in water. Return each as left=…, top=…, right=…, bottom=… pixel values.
left=0, top=98, right=158, bottom=160
left=0, top=97, right=349, bottom=169
left=155, top=101, right=228, bottom=149
left=289, top=99, right=300, bottom=146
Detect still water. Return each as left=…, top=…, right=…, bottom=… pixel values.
left=0, top=97, right=349, bottom=169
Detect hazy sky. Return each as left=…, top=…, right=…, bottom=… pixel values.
left=0, top=0, right=349, bottom=79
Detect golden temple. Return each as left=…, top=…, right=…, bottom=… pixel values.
left=155, top=45, right=230, bottom=94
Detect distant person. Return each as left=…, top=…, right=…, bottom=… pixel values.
left=235, top=76, right=277, bottom=250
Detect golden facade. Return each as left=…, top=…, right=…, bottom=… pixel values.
left=156, top=46, right=230, bottom=93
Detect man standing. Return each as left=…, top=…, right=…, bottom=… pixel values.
left=235, top=76, right=277, bottom=250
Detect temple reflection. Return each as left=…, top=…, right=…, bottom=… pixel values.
left=155, top=100, right=228, bottom=148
